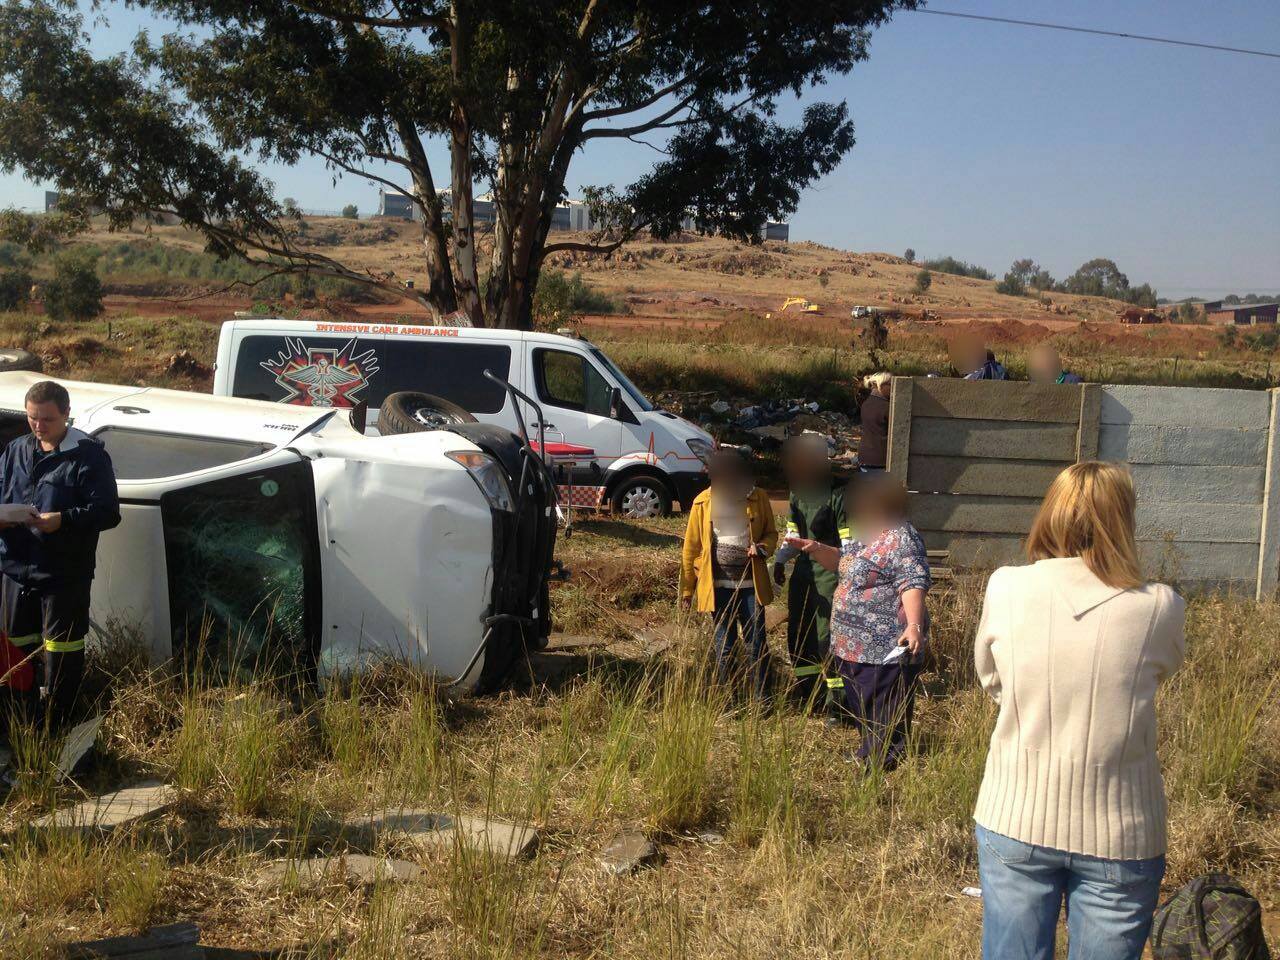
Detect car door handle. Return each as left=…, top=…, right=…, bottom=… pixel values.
left=530, top=421, right=556, bottom=430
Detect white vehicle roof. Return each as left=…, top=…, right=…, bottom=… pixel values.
left=223, top=316, right=602, bottom=352
left=0, top=371, right=333, bottom=446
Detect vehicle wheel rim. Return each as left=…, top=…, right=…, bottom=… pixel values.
left=410, top=406, right=459, bottom=428
left=621, top=485, right=662, bottom=518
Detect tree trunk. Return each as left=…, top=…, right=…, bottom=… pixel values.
left=448, top=3, right=484, bottom=326
left=394, top=118, right=457, bottom=320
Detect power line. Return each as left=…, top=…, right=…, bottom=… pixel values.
left=909, top=8, right=1280, bottom=60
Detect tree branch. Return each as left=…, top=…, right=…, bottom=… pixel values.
left=315, top=148, right=414, bottom=202
left=285, top=0, right=450, bottom=32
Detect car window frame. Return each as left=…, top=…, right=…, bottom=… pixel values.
left=91, top=425, right=276, bottom=481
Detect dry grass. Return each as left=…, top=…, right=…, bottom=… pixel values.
left=1, top=517, right=1278, bottom=957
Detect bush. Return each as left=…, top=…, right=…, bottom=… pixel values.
left=532, top=269, right=622, bottom=328
left=994, top=272, right=1027, bottom=297
left=0, top=241, right=32, bottom=269
left=903, top=247, right=915, bottom=263
left=44, top=250, right=103, bottom=322
left=913, top=269, right=932, bottom=294
left=341, top=204, right=359, bottom=219
left=0, top=268, right=33, bottom=311
left=921, top=256, right=993, bottom=280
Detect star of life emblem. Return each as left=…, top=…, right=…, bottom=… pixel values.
left=261, top=337, right=380, bottom=407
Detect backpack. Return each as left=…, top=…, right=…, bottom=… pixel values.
left=1151, top=874, right=1271, bottom=959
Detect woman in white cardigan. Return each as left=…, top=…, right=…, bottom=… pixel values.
left=973, top=461, right=1185, bottom=960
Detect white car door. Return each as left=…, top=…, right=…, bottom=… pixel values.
left=526, top=345, right=622, bottom=467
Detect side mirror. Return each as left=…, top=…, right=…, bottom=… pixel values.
left=608, top=386, right=623, bottom=420
left=350, top=400, right=368, bottom=435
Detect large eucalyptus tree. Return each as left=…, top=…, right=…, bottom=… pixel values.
left=0, top=0, right=913, bottom=328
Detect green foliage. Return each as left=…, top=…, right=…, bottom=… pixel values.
left=903, top=247, right=915, bottom=263
left=43, top=248, right=102, bottom=322
left=1059, top=257, right=1158, bottom=306
left=532, top=270, right=622, bottom=328
left=994, top=272, right=1026, bottom=297
left=1007, top=257, right=1054, bottom=292
left=0, top=267, right=32, bottom=310
left=913, top=268, right=932, bottom=293
left=920, top=256, right=993, bottom=280
left=1173, top=302, right=1204, bottom=324
left=282, top=197, right=300, bottom=216
left=0, top=240, right=33, bottom=268
left=817, top=270, right=830, bottom=288
left=341, top=203, right=358, bottom=219
left=91, top=238, right=380, bottom=302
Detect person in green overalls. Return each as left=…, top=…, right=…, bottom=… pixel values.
left=773, top=434, right=849, bottom=713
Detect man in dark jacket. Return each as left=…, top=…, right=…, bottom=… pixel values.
left=0, top=380, right=119, bottom=730
left=773, top=435, right=848, bottom=711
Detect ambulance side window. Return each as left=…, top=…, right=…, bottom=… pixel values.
left=533, top=349, right=612, bottom=417
left=377, top=341, right=511, bottom=413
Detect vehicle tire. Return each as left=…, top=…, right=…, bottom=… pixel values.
left=0, top=348, right=42, bottom=373
left=609, top=473, right=673, bottom=519
left=378, top=391, right=477, bottom=434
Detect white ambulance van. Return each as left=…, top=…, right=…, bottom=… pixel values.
left=212, top=319, right=713, bottom=516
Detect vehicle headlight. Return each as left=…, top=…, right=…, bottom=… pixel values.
left=686, top=438, right=714, bottom=463
left=446, top=451, right=515, bottom=512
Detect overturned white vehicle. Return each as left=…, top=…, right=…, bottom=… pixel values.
left=0, top=372, right=559, bottom=690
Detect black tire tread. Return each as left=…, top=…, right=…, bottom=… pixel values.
left=378, top=390, right=476, bottom=435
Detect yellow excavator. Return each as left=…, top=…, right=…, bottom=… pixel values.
left=766, top=296, right=821, bottom=319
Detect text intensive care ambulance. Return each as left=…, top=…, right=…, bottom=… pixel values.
left=213, top=319, right=713, bottom=517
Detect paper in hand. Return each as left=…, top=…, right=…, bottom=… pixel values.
left=883, top=643, right=909, bottom=663
left=0, top=504, right=38, bottom=524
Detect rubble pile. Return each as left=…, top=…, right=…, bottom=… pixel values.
left=653, top=390, right=861, bottom=460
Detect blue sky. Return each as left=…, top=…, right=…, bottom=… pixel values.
left=3, top=0, right=1278, bottom=298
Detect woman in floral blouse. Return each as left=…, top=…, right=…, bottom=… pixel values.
left=792, top=474, right=931, bottom=770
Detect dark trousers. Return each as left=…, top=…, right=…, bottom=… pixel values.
left=712, top=586, right=767, bottom=697
left=785, top=574, right=831, bottom=705
left=837, top=658, right=921, bottom=770
left=2, top=575, right=90, bottom=734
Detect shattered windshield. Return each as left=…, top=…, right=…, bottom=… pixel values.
left=160, top=459, right=320, bottom=677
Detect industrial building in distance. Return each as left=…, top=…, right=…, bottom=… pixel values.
left=377, top=189, right=789, bottom=241
left=1202, top=301, right=1279, bottom=325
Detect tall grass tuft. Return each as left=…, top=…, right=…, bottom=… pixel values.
left=730, top=705, right=800, bottom=847
left=644, top=665, right=724, bottom=833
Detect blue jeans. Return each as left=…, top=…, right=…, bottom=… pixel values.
left=712, top=587, right=767, bottom=696
left=976, top=824, right=1165, bottom=960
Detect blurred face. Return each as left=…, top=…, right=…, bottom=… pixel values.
left=848, top=477, right=904, bottom=536
left=1029, top=347, right=1062, bottom=384
left=949, top=338, right=986, bottom=376
left=782, top=440, right=829, bottom=488
left=707, top=453, right=752, bottom=494
left=26, top=399, right=68, bottom=447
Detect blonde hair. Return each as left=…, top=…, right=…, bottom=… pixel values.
left=863, top=371, right=892, bottom=393
left=1025, top=461, right=1143, bottom=589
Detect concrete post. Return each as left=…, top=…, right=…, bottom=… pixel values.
left=1077, top=383, right=1101, bottom=462
left=887, top=376, right=913, bottom=482
left=1256, top=388, right=1280, bottom=599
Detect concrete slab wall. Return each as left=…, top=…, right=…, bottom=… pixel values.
left=1099, top=384, right=1271, bottom=592
left=893, top=378, right=1280, bottom=597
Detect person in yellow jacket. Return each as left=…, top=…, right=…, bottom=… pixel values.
left=679, top=450, right=778, bottom=696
